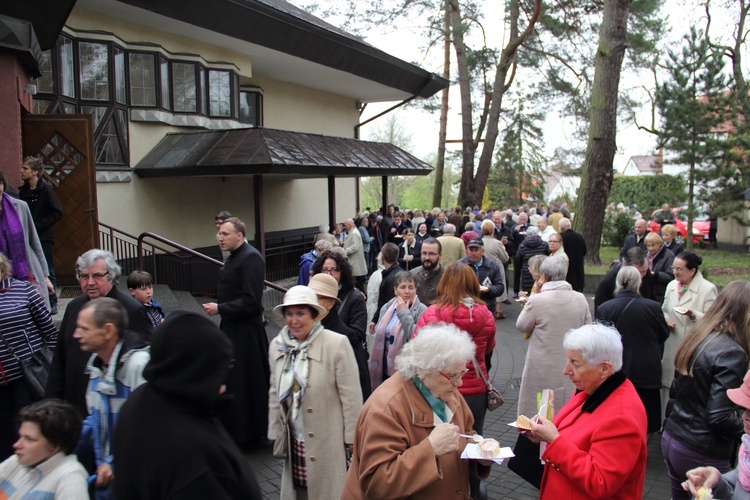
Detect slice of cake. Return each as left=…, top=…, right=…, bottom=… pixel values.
left=515, top=415, right=533, bottom=430
left=479, top=439, right=500, bottom=458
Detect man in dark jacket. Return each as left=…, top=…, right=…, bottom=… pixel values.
left=559, top=217, right=587, bottom=292
left=203, top=217, right=269, bottom=448
left=619, top=218, right=649, bottom=260
left=45, top=249, right=153, bottom=418
left=594, top=247, right=655, bottom=315
left=113, top=311, right=262, bottom=499
left=458, top=238, right=505, bottom=313
left=19, top=156, right=63, bottom=313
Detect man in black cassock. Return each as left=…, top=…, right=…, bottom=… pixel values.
left=203, top=217, right=269, bottom=448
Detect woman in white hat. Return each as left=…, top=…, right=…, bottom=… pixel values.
left=267, top=286, right=363, bottom=500
left=683, top=369, right=750, bottom=499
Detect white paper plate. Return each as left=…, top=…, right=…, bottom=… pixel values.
left=461, top=443, right=514, bottom=464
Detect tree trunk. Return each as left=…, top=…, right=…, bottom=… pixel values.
left=574, top=0, right=633, bottom=265
left=449, top=0, right=477, bottom=206
left=433, top=0, right=451, bottom=208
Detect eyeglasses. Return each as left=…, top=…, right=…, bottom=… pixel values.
left=79, top=272, right=109, bottom=281
left=439, top=368, right=469, bottom=385
left=672, top=266, right=686, bottom=273
left=320, top=267, right=340, bottom=274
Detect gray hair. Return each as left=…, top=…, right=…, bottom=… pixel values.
left=330, top=246, right=347, bottom=258
left=540, top=255, right=568, bottom=282
left=443, top=223, right=457, bottom=235
left=559, top=218, right=572, bottom=231
left=76, top=249, right=121, bottom=285
left=465, top=222, right=475, bottom=231
left=318, top=223, right=329, bottom=233
left=480, top=219, right=495, bottom=235
left=525, top=226, right=539, bottom=236
left=528, top=254, right=547, bottom=277
left=615, top=266, right=641, bottom=294
left=314, top=239, right=333, bottom=253
left=396, top=323, right=475, bottom=379
left=563, top=323, right=623, bottom=372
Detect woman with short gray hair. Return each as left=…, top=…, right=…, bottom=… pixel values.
left=527, top=324, right=649, bottom=499
left=344, top=323, right=492, bottom=499
left=515, top=226, right=550, bottom=294
left=595, top=266, right=669, bottom=433
left=515, top=256, right=590, bottom=417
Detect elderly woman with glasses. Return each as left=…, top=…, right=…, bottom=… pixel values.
left=268, top=286, right=362, bottom=500
left=546, top=233, right=568, bottom=269
left=344, top=323, right=492, bottom=499
left=525, top=323, right=648, bottom=499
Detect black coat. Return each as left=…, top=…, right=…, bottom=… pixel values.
left=594, top=264, right=655, bottom=315
left=398, top=239, right=422, bottom=271
left=18, top=179, right=63, bottom=242
left=649, top=245, right=675, bottom=304
left=321, top=306, right=371, bottom=401
left=595, top=291, right=669, bottom=390
left=371, top=263, right=403, bottom=325
left=561, top=229, right=587, bottom=292
left=217, top=242, right=270, bottom=445
left=45, top=286, right=153, bottom=417
left=664, top=240, right=684, bottom=256
left=457, top=256, right=505, bottom=311
left=515, top=235, right=549, bottom=293
left=114, top=312, right=262, bottom=500
left=619, top=232, right=648, bottom=260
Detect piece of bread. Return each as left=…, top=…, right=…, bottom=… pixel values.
left=516, top=415, right=533, bottom=430
left=695, top=486, right=713, bottom=500
left=479, top=439, right=500, bottom=458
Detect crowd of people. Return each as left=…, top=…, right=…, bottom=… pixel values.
left=0, top=192, right=748, bottom=499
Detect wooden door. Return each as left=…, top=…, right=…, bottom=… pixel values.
left=22, top=114, right=97, bottom=286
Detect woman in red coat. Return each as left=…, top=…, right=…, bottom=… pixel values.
left=527, top=323, right=648, bottom=499
left=414, top=262, right=496, bottom=500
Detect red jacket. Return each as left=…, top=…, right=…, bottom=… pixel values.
left=540, top=373, right=648, bottom=500
left=413, top=303, right=496, bottom=396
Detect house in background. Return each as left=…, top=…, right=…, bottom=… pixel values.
left=0, top=0, right=448, bottom=283
left=620, top=154, right=662, bottom=176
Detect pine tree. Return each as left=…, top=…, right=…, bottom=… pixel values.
left=655, top=26, right=728, bottom=251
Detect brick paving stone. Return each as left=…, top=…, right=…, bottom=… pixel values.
left=245, top=292, right=672, bottom=499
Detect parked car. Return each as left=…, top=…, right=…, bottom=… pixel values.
left=648, top=211, right=710, bottom=245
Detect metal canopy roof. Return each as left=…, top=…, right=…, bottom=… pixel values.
left=134, top=128, right=434, bottom=178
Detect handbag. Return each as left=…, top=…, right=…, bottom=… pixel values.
left=507, top=433, right=544, bottom=489
left=471, top=357, right=504, bottom=411
left=0, top=330, right=53, bottom=400
left=272, top=403, right=291, bottom=459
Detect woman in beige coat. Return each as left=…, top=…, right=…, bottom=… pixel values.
left=515, top=256, right=591, bottom=417
left=268, top=286, right=363, bottom=499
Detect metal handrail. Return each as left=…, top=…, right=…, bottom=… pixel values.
left=136, top=232, right=287, bottom=293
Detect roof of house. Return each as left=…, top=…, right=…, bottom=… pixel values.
left=134, top=128, right=434, bottom=178
left=73, top=0, right=448, bottom=103
left=627, top=155, right=662, bottom=174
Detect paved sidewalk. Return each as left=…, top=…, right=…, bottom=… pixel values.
left=247, top=295, right=672, bottom=499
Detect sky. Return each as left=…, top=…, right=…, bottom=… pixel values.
left=290, top=1, right=749, bottom=196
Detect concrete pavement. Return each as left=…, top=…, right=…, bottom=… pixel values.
left=246, top=293, right=673, bottom=499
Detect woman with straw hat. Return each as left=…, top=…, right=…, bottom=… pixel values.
left=268, top=286, right=362, bottom=500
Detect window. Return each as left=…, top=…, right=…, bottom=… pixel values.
left=199, top=66, right=207, bottom=115
left=239, top=90, right=262, bottom=126
left=59, top=37, right=75, bottom=98
left=159, top=57, right=170, bottom=110
left=114, top=47, right=126, bottom=104
left=129, top=53, right=156, bottom=106
left=172, top=62, right=196, bottom=112
left=79, top=42, right=110, bottom=100
left=37, top=51, right=54, bottom=94
left=209, top=70, right=231, bottom=117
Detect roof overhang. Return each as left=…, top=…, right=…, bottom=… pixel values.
left=134, top=128, right=434, bottom=179
left=0, top=14, right=44, bottom=78
left=0, top=1, right=77, bottom=50
left=74, top=0, right=448, bottom=103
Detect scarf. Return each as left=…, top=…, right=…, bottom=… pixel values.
left=0, top=194, right=31, bottom=281
left=739, top=434, right=750, bottom=491
left=676, top=281, right=689, bottom=298
left=540, top=280, right=572, bottom=292
left=413, top=376, right=449, bottom=424
left=369, top=301, right=406, bottom=390
left=647, top=245, right=663, bottom=271
left=276, top=323, right=322, bottom=441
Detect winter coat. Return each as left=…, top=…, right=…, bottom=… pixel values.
left=661, top=272, right=718, bottom=389
left=345, top=227, right=368, bottom=277
left=297, top=250, right=316, bottom=286
left=268, top=327, right=363, bottom=500
left=515, top=235, right=550, bottom=293
left=113, top=312, right=262, bottom=499
left=664, top=331, right=747, bottom=461
left=539, top=372, right=648, bottom=500
left=648, top=245, right=675, bottom=304
left=515, top=283, right=591, bottom=417
left=18, top=178, right=63, bottom=242
left=414, top=302, right=496, bottom=396
left=342, top=372, right=489, bottom=499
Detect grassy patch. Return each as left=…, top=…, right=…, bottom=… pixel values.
left=588, top=246, right=749, bottom=287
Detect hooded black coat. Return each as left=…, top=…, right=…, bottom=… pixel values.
left=113, top=312, right=261, bottom=499
left=515, top=235, right=550, bottom=293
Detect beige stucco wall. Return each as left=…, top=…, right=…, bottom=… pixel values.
left=66, top=7, right=360, bottom=247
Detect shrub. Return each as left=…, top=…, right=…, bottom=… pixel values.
left=602, top=211, right=633, bottom=248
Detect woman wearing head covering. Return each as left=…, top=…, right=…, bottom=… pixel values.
left=662, top=281, right=750, bottom=500
left=343, top=323, right=492, bottom=499
left=113, top=312, right=262, bottom=499
left=527, top=323, right=648, bottom=499
left=268, top=286, right=362, bottom=499
left=595, top=266, right=670, bottom=433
